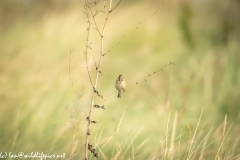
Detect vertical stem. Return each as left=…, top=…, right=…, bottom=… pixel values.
left=84, top=1, right=112, bottom=159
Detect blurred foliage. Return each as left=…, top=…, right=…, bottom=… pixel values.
left=0, top=0, right=240, bottom=159
left=178, top=2, right=194, bottom=49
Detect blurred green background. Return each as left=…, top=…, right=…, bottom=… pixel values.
left=1, top=0, right=240, bottom=159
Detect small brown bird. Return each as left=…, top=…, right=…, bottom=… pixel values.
left=115, top=74, right=126, bottom=98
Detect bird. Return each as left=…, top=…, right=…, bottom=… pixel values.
left=115, top=74, right=126, bottom=98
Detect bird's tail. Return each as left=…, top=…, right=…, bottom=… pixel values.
left=117, top=91, right=121, bottom=98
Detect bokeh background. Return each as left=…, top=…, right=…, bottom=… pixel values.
left=1, top=0, right=240, bottom=159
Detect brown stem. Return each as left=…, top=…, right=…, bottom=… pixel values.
left=109, top=0, right=123, bottom=13
left=89, top=8, right=102, bottom=37
left=85, top=5, right=94, bottom=88
left=84, top=1, right=113, bottom=159
left=88, top=45, right=98, bottom=70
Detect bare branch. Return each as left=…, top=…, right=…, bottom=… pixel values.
left=86, top=0, right=101, bottom=8
left=89, top=7, right=103, bottom=37
left=127, top=62, right=176, bottom=90
left=68, top=49, right=88, bottom=116
left=87, top=44, right=98, bottom=71
left=84, top=5, right=95, bottom=88
left=103, top=2, right=164, bottom=56
left=84, top=0, right=113, bottom=159
left=98, top=62, right=176, bottom=103
left=109, top=0, right=123, bottom=13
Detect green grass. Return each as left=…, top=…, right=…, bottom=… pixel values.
left=0, top=0, right=240, bottom=159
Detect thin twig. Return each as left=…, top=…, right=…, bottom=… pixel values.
left=99, top=62, right=176, bottom=103
left=87, top=44, right=98, bottom=71
left=87, top=0, right=101, bottom=8
left=103, top=2, right=164, bottom=56
left=89, top=6, right=103, bottom=37
left=127, top=62, right=176, bottom=90
left=69, top=49, right=88, bottom=116
left=84, top=4, right=94, bottom=88
left=109, top=0, right=123, bottom=13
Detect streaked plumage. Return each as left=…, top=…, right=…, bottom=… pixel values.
left=115, top=75, right=126, bottom=98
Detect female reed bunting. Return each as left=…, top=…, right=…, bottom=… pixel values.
left=115, top=74, right=126, bottom=98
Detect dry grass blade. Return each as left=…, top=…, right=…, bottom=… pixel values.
left=96, top=144, right=108, bottom=160
left=134, top=139, right=148, bottom=155
left=187, top=107, right=204, bottom=160
left=101, top=111, right=125, bottom=149
left=11, top=130, right=19, bottom=150
left=148, top=137, right=166, bottom=160
left=149, top=104, right=188, bottom=160
left=223, top=141, right=230, bottom=160
left=196, top=124, right=233, bottom=158
left=123, top=127, right=144, bottom=156
left=186, top=123, right=192, bottom=143
left=164, top=113, right=171, bottom=160
left=177, top=129, right=183, bottom=157
left=215, top=114, right=228, bottom=160
left=191, top=122, right=208, bottom=159
left=113, top=141, right=124, bottom=160
left=222, top=115, right=227, bottom=141
left=169, top=112, right=178, bottom=157
left=228, top=134, right=240, bottom=159
left=230, top=154, right=240, bottom=160
left=70, top=140, right=78, bottom=160
left=198, top=127, right=214, bottom=160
